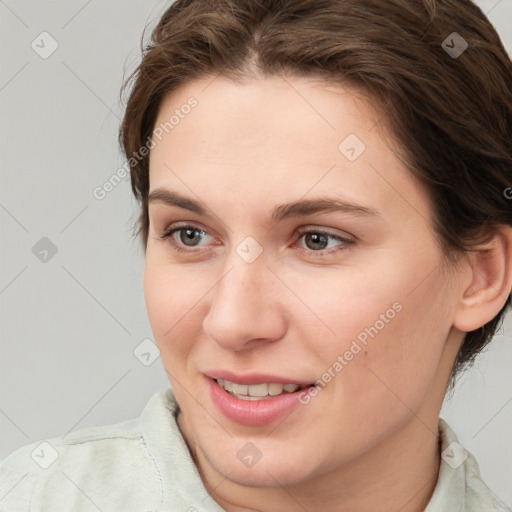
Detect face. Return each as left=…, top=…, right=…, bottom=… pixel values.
left=144, top=74, right=463, bottom=487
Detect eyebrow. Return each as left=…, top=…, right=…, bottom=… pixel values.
left=147, top=188, right=380, bottom=222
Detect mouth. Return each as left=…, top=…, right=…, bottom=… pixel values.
left=207, top=375, right=316, bottom=426
left=215, top=378, right=312, bottom=401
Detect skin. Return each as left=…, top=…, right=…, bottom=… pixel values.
left=144, top=74, right=512, bottom=512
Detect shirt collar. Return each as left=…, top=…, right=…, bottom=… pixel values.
left=424, top=418, right=467, bottom=512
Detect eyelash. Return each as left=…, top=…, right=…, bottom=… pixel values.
left=158, top=222, right=355, bottom=256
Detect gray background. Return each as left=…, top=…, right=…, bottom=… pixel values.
left=1, top=0, right=511, bottom=506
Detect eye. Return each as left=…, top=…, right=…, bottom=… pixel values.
left=295, top=227, right=354, bottom=255
left=159, top=223, right=215, bottom=252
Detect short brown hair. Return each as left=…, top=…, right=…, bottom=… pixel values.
left=119, top=0, right=512, bottom=382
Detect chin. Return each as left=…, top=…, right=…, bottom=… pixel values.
left=200, top=439, right=323, bottom=488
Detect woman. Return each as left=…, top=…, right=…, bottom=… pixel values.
left=1, top=0, right=511, bottom=510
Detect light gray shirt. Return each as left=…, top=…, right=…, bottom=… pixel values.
left=0, top=388, right=509, bottom=511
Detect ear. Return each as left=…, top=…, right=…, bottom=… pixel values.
left=453, top=225, right=512, bottom=333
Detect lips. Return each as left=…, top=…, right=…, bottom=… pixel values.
left=205, top=372, right=316, bottom=426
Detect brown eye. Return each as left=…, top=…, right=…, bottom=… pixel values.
left=303, top=232, right=329, bottom=250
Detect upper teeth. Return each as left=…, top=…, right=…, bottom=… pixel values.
left=217, top=379, right=304, bottom=400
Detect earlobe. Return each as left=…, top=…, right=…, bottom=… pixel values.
left=453, top=225, right=512, bottom=333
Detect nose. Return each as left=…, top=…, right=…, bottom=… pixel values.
left=202, top=250, right=287, bottom=352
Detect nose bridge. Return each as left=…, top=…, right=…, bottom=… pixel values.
left=216, top=233, right=271, bottom=304
left=202, top=241, right=286, bottom=349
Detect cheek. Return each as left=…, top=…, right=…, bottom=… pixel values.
left=335, top=276, right=453, bottom=426
left=143, top=258, right=203, bottom=361
left=289, top=259, right=452, bottom=385
left=284, top=266, right=404, bottom=355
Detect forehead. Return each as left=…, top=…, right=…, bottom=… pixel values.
left=152, top=74, right=381, bottom=161
left=148, top=75, right=431, bottom=224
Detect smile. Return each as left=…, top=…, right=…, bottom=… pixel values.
left=216, top=379, right=309, bottom=400
left=208, top=376, right=316, bottom=426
